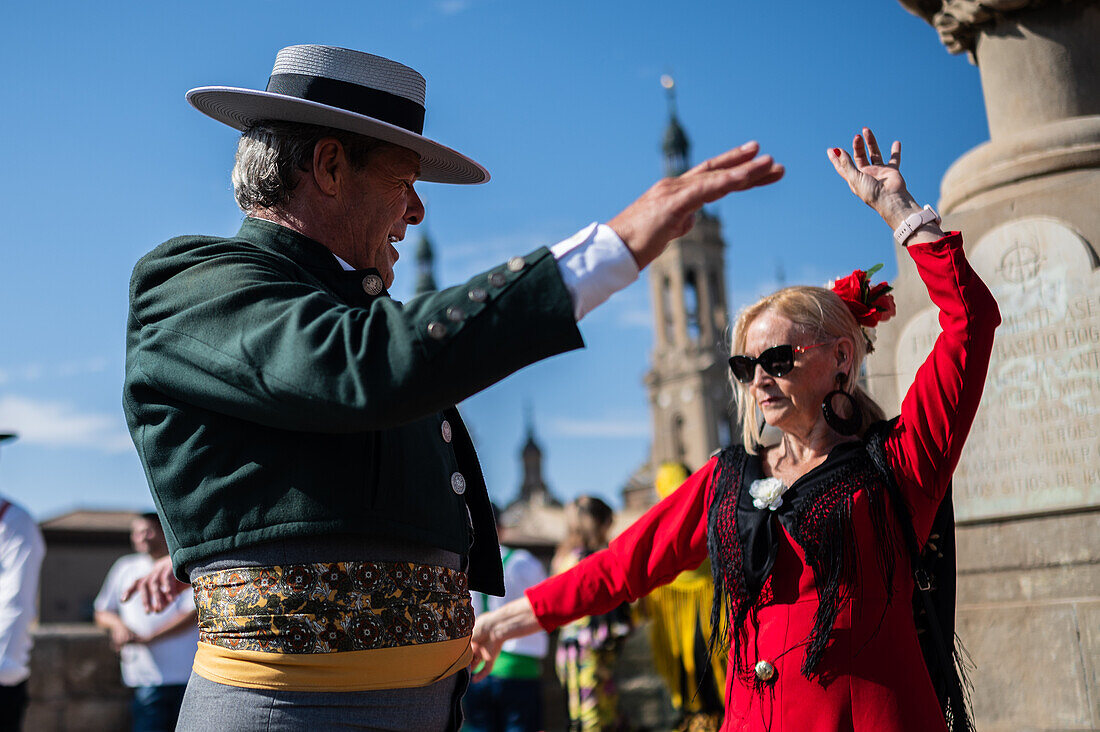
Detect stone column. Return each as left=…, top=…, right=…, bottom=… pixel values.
left=869, top=2, right=1100, bottom=729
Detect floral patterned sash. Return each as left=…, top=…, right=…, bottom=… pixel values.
left=192, top=560, right=474, bottom=654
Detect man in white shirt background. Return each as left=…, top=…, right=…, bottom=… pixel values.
left=466, top=516, right=550, bottom=732
left=95, top=513, right=198, bottom=732
left=0, top=433, right=46, bottom=732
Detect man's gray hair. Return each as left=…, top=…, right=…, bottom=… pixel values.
left=232, top=122, right=386, bottom=212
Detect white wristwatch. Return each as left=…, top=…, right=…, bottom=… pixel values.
left=892, top=204, right=941, bottom=246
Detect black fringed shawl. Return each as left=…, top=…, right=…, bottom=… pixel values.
left=706, top=438, right=898, bottom=681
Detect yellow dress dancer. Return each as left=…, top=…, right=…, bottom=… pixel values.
left=640, top=463, right=728, bottom=732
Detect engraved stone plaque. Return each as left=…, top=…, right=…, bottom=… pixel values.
left=895, top=217, right=1100, bottom=520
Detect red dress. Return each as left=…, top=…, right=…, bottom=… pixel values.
left=526, top=233, right=999, bottom=731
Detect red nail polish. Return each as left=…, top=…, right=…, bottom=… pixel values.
left=832, top=148, right=841, bottom=157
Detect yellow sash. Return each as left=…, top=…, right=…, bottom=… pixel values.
left=193, top=637, right=472, bottom=691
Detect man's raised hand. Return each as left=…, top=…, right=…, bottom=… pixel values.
left=607, top=141, right=784, bottom=269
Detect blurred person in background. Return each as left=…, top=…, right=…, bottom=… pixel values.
left=638, top=463, right=725, bottom=732
left=0, top=434, right=45, bottom=732
left=95, top=514, right=198, bottom=732
left=465, top=510, right=549, bottom=732
left=551, top=497, right=632, bottom=732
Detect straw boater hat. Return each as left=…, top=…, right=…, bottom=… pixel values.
left=186, top=44, right=489, bottom=185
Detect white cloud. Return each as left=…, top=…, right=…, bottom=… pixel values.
left=616, top=307, right=654, bottom=329
left=550, top=416, right=650, bottom=439
left=0, top=364, right=44, bottom=384
left=436, top=0, right=470, bottom=15
left=0, top=357, right=109, bottom=386
left=56, top=356, right=109, bottom=378
left=0, top=395, right=133, bottom=454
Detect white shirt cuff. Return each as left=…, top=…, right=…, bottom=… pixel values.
left=551, top=223, right=639, bottom=321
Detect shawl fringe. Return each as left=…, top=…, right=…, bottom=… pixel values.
left=705, top=441, right=899, bottom=681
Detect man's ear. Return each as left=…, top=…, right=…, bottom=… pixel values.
left=311, top=137, right=345, bottom=197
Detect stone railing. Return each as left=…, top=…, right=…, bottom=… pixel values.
left=26, top=624, right=130, bottom=731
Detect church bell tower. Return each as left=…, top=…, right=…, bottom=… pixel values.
left=643, top=77, right=736, bottom=473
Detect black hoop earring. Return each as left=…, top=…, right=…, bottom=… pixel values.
left=822, top=373, right=861, bottom=436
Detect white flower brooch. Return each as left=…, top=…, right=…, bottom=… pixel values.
left=749, top=477, right=789, bottom=511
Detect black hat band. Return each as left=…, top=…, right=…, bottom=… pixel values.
left=266, top=73, right=426, bottom=135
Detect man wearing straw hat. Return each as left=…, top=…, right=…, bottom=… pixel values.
left=122, top=45, right=783, bottom=730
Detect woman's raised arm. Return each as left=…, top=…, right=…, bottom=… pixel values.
left=829, top=128, right=1000, bottom=537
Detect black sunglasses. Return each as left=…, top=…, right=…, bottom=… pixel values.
left=728, top=342, right=828, bottom=384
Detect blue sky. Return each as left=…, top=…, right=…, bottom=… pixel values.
left=0, top=1, right=989, bottom=520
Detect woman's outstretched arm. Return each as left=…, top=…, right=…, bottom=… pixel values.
left=470, top=456, right=715, bottom=679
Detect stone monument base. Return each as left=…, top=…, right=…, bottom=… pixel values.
left=957, top=512, right=1100, bottom=730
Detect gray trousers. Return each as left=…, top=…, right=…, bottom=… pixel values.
left=176, top=670, right=467, bottom=731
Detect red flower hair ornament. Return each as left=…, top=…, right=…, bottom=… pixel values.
left=828, top=263, right=896, bottom=353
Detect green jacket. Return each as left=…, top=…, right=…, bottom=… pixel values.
left=123, top=218, right=583, bottom=593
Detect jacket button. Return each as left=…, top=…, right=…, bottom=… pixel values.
left=468, top=288, right=488, bottom=303
left=361, top=274, right=384, bottom=296
left=506, top=256, right=525, bottom=273
left=427, top=322, right=447, bottom=339
left=446, top=307, right=466, bottom=323
left=450, top=472, right=466, bottom=495
left=488, top=272, right=506, bottom=288
left=441, top=420, right=452, bottom=443
left=754, top=659, right=776, bottom=682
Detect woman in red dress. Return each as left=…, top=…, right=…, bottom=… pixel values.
left=471, top=129, right=1000, bottom=732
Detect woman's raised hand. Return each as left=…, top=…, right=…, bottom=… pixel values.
left=828, top=128, right=921, bottom=231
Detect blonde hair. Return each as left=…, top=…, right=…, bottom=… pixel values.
left=731, top=286, right=885, bottom=453
left=552, top=496, right=614, bottom=573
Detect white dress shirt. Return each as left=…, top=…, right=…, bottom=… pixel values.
left=549, top=222, right=638, bottom=320
left=94, top=553, right=198, bottom=687
left=0, top=498, right=45, bottom=686
left=471, top=547, right=549, bottom=659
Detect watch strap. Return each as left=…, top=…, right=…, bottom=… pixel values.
left=893, top=204, right=940, bottom=246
